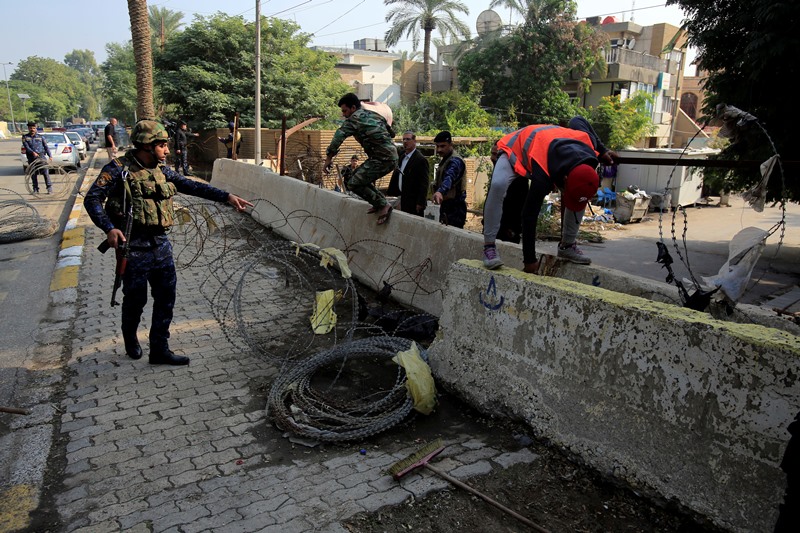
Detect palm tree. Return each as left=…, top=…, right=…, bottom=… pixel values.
left=489, top=0, right=565, bottom=24
left=128, top=0, right=155, bottom=120
left=384, top=0, right=470, bottom=93
left=149, top=6, right=185, bottom=51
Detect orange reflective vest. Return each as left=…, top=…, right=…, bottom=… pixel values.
left=498, top=125, right=597, bottom=178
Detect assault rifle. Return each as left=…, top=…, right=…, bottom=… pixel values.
left=98, top=185, right=134, bottom=307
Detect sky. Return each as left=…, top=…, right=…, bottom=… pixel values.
left=0, top=0, right=688, bottom=75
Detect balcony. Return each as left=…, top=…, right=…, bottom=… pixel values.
left=604, top=47, right=667, bottom=85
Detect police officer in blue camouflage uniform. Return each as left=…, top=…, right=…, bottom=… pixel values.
left=85, top=120, right=253, bottom=366
left=21, top=121, right=53, bottom=194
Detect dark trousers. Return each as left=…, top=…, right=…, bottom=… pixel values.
left=121, top=239, right=177, bottom=351
left=521, top=173, right=553, bottom=264
left=28, top=157, right=52, bottom=191
left=174, top=149, right=189, bottom=174
left=439, top=198, right=467, bottom=229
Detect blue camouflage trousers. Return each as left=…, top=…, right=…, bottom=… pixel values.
left=121, top=238, right=176, bottom=351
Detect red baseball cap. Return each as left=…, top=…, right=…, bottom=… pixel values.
left=564, top=164, right=599, bottom=212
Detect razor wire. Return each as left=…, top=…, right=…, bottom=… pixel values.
left=166, top=195, right=439, bottom=441
left=0, top=187, right=58, bottom=243
left=655, top=105, right=787, bottom=307
left=24, top=158, right=77, bottom=199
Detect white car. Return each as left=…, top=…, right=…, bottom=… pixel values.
left=65, top=131, right=87, bottom=160
left=21, top=131, right=81, bottom=170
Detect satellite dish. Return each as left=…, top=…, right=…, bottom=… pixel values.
left=627, top=38, right=636, bottom=49
left=476, top=10, right=502, bottom=37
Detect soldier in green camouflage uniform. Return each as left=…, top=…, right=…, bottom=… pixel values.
left=324, top=93, right=398, bottom=224
left=85, top=120, right=253, bottom=366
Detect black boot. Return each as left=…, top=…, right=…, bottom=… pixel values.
left=122, top=330, right=142, bottom=360
left=149, top=348, right=190, bottom=366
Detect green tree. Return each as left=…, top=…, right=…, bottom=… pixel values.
left=11, top=56, right=86, bottom=123
left=101, top=42, right=137, bottom=124
left=489, top=0, right=565, bottom=22
left=668, top=0, right=798, bottom=201
left=64, top=49, right=101, bottom=120
left=149, top=5, right=184, bottom=51
left=384, top=0, right=471, bottom=93
left=580, top=93, right=656, bottom=150
left=457, top=1, right=605, bottom=125
left=155, top=14, right=349, bottom=130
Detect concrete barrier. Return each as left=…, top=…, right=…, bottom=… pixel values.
left=211, top=161, right=800, bottom=530
left=428, top=260, right=800, bottom=532
left=210, top=161, right=694, bottom=316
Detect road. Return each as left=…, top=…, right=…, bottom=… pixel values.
left=0, top=137, right=87, bottom=528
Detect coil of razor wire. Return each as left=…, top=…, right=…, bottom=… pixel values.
left=266, top=335, right=415, bottom=442
left=166, top=196, right=438, bottom=442
left=0, top=187, right=58, bottom=243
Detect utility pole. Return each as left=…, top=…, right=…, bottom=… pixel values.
left=2, top=62, right=16, bottom=133
left=254, top=0, right=262, bottom=166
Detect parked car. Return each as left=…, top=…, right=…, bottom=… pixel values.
left=66, top=124, right=95, bottom=144
left=21, top=132, right=81, bottom=170
left=77, top=127, right=96, bottom=144
left=65, top=131, right=87, bottom=160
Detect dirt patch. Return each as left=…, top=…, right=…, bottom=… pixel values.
left=342, top=398, right=726, bottom=533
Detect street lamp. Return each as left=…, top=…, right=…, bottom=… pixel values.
left=17, top=93, right=29, bottom=124
left=2, top=62, right=16, bottom=133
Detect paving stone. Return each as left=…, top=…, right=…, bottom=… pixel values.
left=71, top=520, right=121, bottom=533
left=117, top=501, right=180, bottom=530
left=114, top=475, right=172, bottom=504
left=181, top=508, right=242, bottom=533
left=358, top=486, right=411, bottom=513
left=90, top=445, right=142, bottom=468
left=400, top=472, right=451, bottom=498
left=237, top=493, right=291, bottom=518
left=259, top=517, right=313, bottom=533
left=60, top=416, right=96, bottom=434
left=66, top=437, right=92, bottom=454
left=66, top=441, right=117, bottom=464
left=169, top=465, right=220, bottom=488
left=222, top=513, right=277, bottom=533
left=457, top=446, right=500, bottom=464
left=86, top=497, right=148, bottom=524
left=141, top=457, right=194, bottom=482
left=492, top=448, right=540, bottom=469
left=205, top=490, right=259, bottom=515
left=449, top=460, right=493, bottom=479
left=149, top=503, right=212, bottom=531
left=146, top=482, right=201, bottom=508
left=322, top=482, right=375, bottom=507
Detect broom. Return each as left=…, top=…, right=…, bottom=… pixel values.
left=388, top=439, right=551, bottom=533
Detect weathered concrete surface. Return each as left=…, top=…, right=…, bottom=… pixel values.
left=211, top=160, right=797, bottom=335
left=428, top=259, right=800, bottom=532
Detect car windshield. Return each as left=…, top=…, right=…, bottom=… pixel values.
left=66, top=132, right=81, bottom=142
left=42, top=133, right=68, bottom=144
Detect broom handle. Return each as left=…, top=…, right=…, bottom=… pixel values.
left=425, top=464, right=551, bottom=533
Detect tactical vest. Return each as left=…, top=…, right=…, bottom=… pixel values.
left=499, top=125, right=596, bottom=178
left=434, top=152, right=465, bottom=201
left=105, top=157, right=177, bottom=230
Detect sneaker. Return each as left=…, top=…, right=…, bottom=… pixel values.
left=483, top=245, right=504, bottom=269
left=557, top=242, right=591, bottom=265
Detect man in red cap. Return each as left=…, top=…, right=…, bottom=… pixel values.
left=482, top=117, right=617, bottom=272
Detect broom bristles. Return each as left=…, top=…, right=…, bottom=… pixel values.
left=387, top=438, right=445, bottom=479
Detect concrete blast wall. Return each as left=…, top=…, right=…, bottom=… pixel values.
left=211, top=161, right=800, bottom=532
left=429, top=260, right=800, bottom=532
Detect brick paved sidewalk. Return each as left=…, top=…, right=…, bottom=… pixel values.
left=45, top=188, right=539, bottom=533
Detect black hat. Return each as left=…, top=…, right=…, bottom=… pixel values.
left=350, top=155, right=359, bottom=161
left=177, top=119, right=186, bottom=126
left=433, top=131, right=452, bottom=143
left=27, top=121, right=36, bottom=127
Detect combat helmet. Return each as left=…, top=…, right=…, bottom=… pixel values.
left=131, top=120, right=169, bottom=145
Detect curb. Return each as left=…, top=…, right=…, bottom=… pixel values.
left=0, top=149, right=101, bottom=532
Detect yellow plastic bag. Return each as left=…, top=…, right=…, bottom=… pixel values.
left=320, top=247, right=352, bottom=279
left=392, top=342, right=436, bottom=415
left=310, top=289, right=336, bottom=334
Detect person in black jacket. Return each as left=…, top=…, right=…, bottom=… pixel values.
left=173, top=120, right=198, bottom=175
left=387, top=130, right=430, bottom=216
